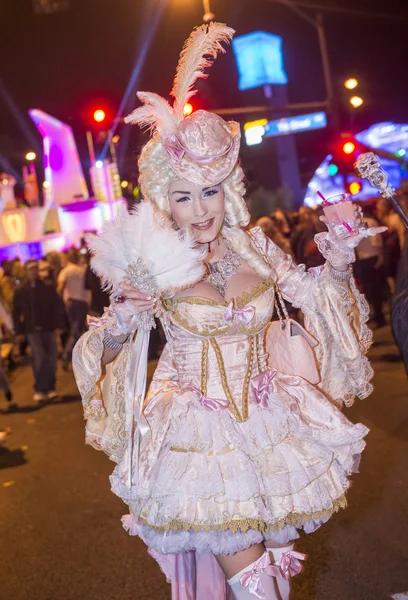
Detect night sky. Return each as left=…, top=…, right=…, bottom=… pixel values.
left=1, top=0, right=407, bottom=184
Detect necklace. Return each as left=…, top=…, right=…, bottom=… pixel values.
left=207, top=240, right=241, bottom=298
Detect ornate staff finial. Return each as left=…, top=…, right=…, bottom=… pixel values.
left=355, top=152, right=408, bottom=229
left=355, top=152, right=395, bottom=199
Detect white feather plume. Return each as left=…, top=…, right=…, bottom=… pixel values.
left=124, top=92, right=176, bottom=139
left=171, top=22, right=235, bottom=122
left=86, top=202, right=205, bottom=297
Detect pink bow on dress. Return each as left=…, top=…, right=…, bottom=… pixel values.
left=184, top=384, right=229, bottom=411
left=225, top=301, right=255, bottom=325
left=250, top=370, right=277, bottom=409
left=276, top=550, right=307, bottom=580
left=239, top=552, right=281, bottom=599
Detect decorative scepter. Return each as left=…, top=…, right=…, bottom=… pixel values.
left=355, top=152, right=408, bottom=229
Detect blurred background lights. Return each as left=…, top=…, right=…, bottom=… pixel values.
left=396, top=148, right=407, bottom=157
left=344, top=78, right=358, bottom=90
left=95, top=160, right=103, bottom=168
left=350, top=96, right=364, bottom=108
left=349, top=181, right=362, bottom=195
left=120, top=180, right=129, bottom=188
left=25, top=151, right=36, bottom=161
left=42, top=181, right=50, bottom=188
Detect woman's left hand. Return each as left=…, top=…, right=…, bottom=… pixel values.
left=319, top=204, right=387, bottom=250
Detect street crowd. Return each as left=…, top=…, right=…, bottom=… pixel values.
left=0, top=190, right=407, bottom=419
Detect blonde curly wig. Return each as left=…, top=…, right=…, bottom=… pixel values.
left=138, top=137, right=274, bottom=279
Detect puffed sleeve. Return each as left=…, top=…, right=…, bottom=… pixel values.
left=72, top=326, right=181, bottom=463
left=250, top=227, right=374, bottom=407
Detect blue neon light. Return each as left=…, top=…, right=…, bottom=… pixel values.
left=264, top=112, right=327, bottom=137
left=232, top=32, right=288, bottom=91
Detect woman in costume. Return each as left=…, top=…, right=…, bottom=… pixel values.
left=73, top=24, right=386, bottom=600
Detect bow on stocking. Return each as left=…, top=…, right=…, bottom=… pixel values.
left=276, top=550, right=307, bottom=580
left=239, top=552, right=282, bottom=599
left=225, top=301, right=255, bottom=325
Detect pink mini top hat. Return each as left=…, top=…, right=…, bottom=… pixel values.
left=125, top=23, right=241, bottom=186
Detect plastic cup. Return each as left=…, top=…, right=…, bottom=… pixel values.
left=322, top=194, right=356, bottom=239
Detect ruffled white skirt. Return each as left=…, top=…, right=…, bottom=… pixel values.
left=119, top=371, right=368, bottom=556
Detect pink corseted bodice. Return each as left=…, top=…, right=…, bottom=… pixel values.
left=160, top=279, right=275, bottom=422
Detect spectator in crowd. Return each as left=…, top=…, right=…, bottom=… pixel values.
left=57, top=249, right=89, bottom=369
left=375, top=197, right=404, bottom=293
left=392, top=235, right=408, bottom=374
left=45, top=251, right=63, bottom=287
left=291, top=207, right=325, bottom=269
left=0, top=294, right=13, bottom=408
left=354, top=205, right=388, bottom=328
left=376, top=197, right=406, bottom=252
left=84, top=263, right=110, bottom=318
left=255, top=215, right=293, bottom=257
left=0, top=260, right=16, bottom=313
left=12, top=260, right=65, bottom=402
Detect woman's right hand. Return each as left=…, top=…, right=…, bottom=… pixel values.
left=106, top=281, right=157, bottom=336
left=118, top=281, right=156, bottom=313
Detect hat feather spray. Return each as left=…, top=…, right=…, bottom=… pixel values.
left=85, top=22, right=235, bottom=499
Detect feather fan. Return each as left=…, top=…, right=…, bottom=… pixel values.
left=86, top=202, right=205, bottom=298
left=171, top=22, right=235, bottom=122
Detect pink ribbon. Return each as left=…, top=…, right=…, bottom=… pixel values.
left=164, top=133, right=233, bottom=165
left=184, top=384, right=229, bottom=411
left=250, top=370, right=277, bottom=409
left=164, top=134, right=186, bottom=162
left=239, top=552, right=281, bottom=599
left=276, top=550, right=307, bottom=580
left=87, top=312, right=109, bottom=329
left=225, top=301, right=255, bottom=325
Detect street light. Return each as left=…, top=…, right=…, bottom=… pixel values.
left=344, top=77, right=358, bottom=90
left=202, top=0, right=215, bottom=22
left=121, top=180, right=129, bottom=188
left=25, top=151, right=36, bottom=161
left=350, top=95, right=364, bottom=108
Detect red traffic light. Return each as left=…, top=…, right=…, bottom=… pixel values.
left=93, top=109, right=106, bottom=123
left=183, top=103, right=193, bottom=117
left=342, top=141, right=356, bottom=155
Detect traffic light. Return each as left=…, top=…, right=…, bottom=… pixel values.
left=347, top=181, right=362, bottom=195
left=327, top=135, right=364, bottom=195
left=93, top=109, right=106, bottom=123
left=342, top=141, right=356, bottom=155
left=183, top=103, right=193, bottom=117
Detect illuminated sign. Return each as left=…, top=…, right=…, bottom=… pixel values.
left=244, top=119, right=268, bottom=146
left=264, top=112, right=327, bottom=138
left=232, top=32, right=288, bottom=91
left=244, top=112, right=327, bottom=145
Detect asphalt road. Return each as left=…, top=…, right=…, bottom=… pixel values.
left=0, top=326, right=407, bottom=600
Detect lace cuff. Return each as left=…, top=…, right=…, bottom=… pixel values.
left=83, top=399, right=107, bottom=421
left=315, top=231, right=356, bottom=269
left=88, top=301, right=156, bottom=336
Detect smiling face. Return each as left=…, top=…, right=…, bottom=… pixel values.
left=168, top=178, right=226, bottom=244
